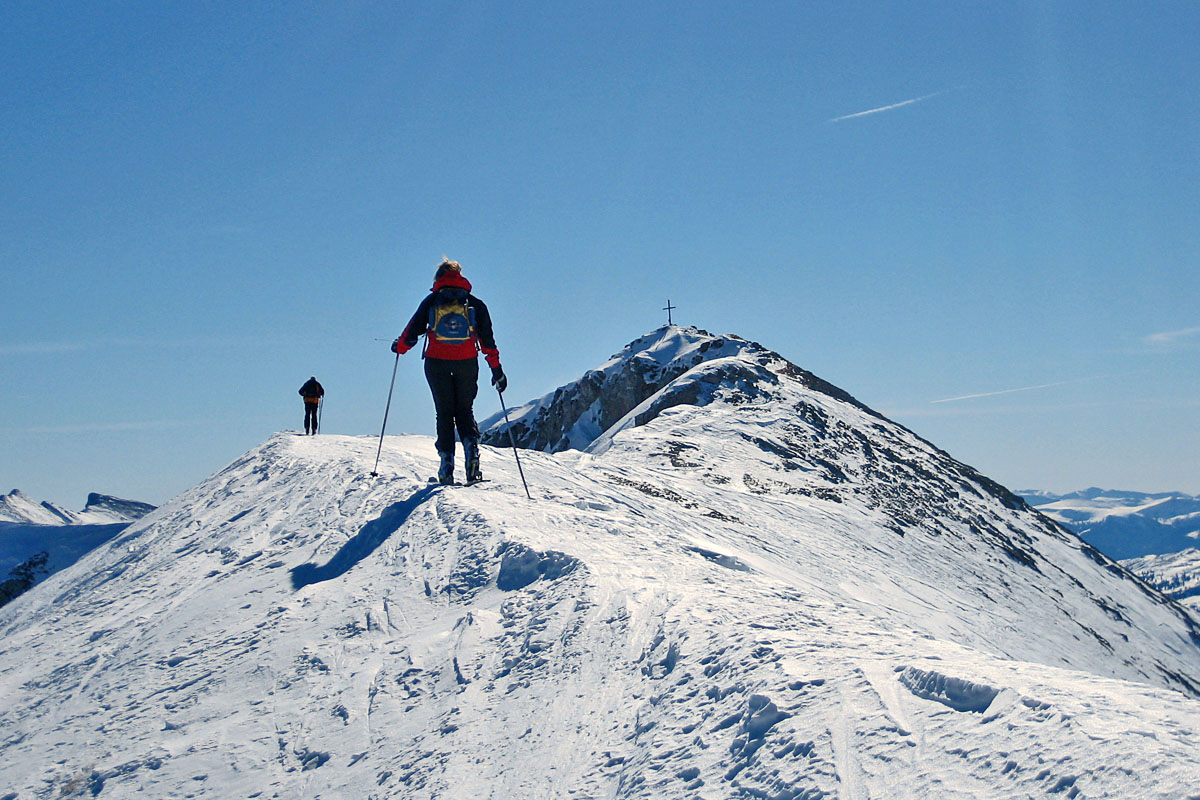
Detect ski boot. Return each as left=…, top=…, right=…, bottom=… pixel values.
left=437, top=451, right=455, bottom=485
left=463, top=437, right=483, bottom=484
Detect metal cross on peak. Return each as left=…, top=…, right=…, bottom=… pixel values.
left=663, top=299, right=677, bottom=326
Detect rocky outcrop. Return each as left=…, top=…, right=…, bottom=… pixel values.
left=481, top=326, right=774, bottom=452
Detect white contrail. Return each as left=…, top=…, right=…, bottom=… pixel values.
left=1145, top=326, right=1200, bottom=346
left=931, top=376, right=1106, bottom=404
left=828, top=91, right=945, bottom=123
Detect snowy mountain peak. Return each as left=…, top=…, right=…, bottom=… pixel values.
left=0, top=489, right=75, bottom=525
left=610, top=324, right=760, bottom=367
left=80, top=493, right=157, bottom=524
left=0, top=489, right=155, bottom=526
left=479, top=325, right=747, bottom=452
left=482, top=324, right=863, bottom=455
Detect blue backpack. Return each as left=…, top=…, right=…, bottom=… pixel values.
left=428, top=287, right=476, bottom=343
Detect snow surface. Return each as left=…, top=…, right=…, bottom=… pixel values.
left=3, top=327, right=1200, bottom=799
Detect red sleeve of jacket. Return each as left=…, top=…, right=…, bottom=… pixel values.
left=470, top=295, right=501, bottom=368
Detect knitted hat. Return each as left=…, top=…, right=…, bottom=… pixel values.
left=434, top=260, right=462, bottom=281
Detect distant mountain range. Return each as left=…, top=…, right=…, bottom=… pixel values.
left=1020, top=488, right=1200, bottom=609
left=1019, top=488, right=1200, bottom=560
left=0, top=490, right=156, bottom=605
left=0, top=489, right=155, bottom=526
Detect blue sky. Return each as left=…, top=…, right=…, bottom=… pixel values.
left=2, top=1, right=1197, bottom=507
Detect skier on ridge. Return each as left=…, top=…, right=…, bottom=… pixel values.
left=298, top=376, right=324, bottom=435
left=391, top=259, right=506, bottom=485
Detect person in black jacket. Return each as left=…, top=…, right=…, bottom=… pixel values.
left=298, top=376, right=324, bottom=435
left=391, top=260, right=506, bottom=484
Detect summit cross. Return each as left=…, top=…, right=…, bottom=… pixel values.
left=663, top=299, right=677, bottom=326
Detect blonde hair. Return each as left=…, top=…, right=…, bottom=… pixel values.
left=435, top=259, right=462, bottom=279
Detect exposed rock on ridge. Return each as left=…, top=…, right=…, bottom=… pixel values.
left=481, top=325, right=763, bottom=452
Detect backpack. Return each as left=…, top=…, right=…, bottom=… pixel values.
left=428, top=287, right=476, bottom=344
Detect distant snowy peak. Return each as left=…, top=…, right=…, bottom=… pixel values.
left=482, top=325, right=752, bottom=451
left=0, top=489, right=155, bottom=526
left=0, top=490, right=75, bottom=525
left=1023, top=488, right=1200, bottom=526
left=1020, top=489, right=1200, bottom=560
left=78, top=493, right=157, bottom=525
left=481, top=324, right=877, bottom=454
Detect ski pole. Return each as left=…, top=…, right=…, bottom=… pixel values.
left=370, top=352, right=400, bottom=477
left=497, top=388, right=532, bottom=500
left=317, top=397, right=323, bottom=435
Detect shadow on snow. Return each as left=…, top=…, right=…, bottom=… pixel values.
left=289, top=486, right=436, bottom=590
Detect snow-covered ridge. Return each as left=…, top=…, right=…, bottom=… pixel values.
left=1124, top=548, right=1200, bottom=611
left=3, top=327, right=1200, bottom=798
left=481, top=325, right=883, bottom=455
left=1, top=492, right=158, bottom=603
left=480, top=325, right=761, bottom=452
left=0, top=489, right=155, bottom=526
left=0, top=489, right=76, bottom=525
left=1024, top=488, right=1200, bottom=526
left=77, top=492, right=157, bottom=525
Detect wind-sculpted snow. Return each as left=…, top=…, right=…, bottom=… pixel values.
left=3, top=327, right=1200, bottom=798
left=289, top=486, right=438, bottom=589
left=895, top=666, right=1001, bottom=713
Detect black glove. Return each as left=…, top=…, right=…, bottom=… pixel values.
left=391, top=337, right=406, bottom=354
left=491, top=365, right=507, bottom=393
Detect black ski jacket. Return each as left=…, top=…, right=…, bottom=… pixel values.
left=299, top=379, right=324, bottom=399
left=398, top=290, right=499, bottom=367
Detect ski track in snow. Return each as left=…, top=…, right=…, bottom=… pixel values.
left=3, top=328, right=1200, bottom=798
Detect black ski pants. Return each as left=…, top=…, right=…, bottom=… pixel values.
left=424, top=357, right=479, bottom=454
left=304, top=401, right=320, bottom=433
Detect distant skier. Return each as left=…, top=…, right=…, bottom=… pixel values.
left=391, top=260, right=506, bottom=485
left=298, top=376, right=324, bottom=435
